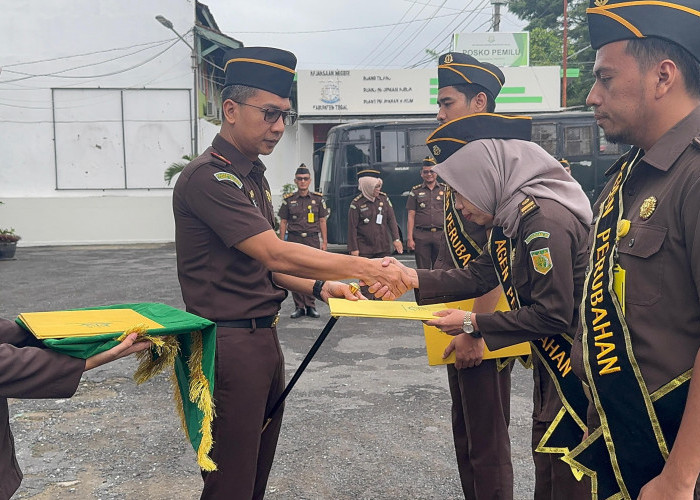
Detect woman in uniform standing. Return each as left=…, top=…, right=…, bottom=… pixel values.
left=347, top=169, right=403, bottom=258
left=384, top=114, right=593, bottom=499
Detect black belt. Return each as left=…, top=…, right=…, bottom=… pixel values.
left=416, top=227, right=443, bottom=232
left=216, top=315, right=279, bottom=329
left=289, top=231, right=318, bottom=238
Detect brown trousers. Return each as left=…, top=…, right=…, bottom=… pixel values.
left=531, top=420, right=590, bottom=500
left=201, top=326, right=285, bottom=500
left=447, top=359, right=514, bottom=500
left=413, top=228, right=443, bottom=270
left=287, top=232, right=320, bottom=308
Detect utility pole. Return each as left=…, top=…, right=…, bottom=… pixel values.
left=491, top=0, right=506, bottom=32
left=156, top=15, right=198, bottom=155
left=562, top=0, right=568, bottom=108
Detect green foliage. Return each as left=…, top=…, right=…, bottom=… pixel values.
left=164, top=154, right=197, bottom=186
left=281, top=183, right=296, bottom=196
left=529, top=27, right=562, bottom=66
left=0, top=228, right=20, bottom=243
left=0, top=201, right=20, bottom=242
left=509, top=0, right=596, bottom=108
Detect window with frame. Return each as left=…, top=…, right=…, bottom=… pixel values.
left=532, top=123, right=557, bottom=155
left=564, top=125, right=594, bottom=156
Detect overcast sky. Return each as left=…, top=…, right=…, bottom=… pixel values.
left=202, top=0, right=525, bottom=69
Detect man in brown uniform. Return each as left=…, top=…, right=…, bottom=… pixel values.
left=173, top=47, right=409, bottom=500
left=568, top=3, right=700, bottom=498
left=347, top=169, right=403, bottom=258
left=0, top=318, right=150, bottom=499
left=406, top=156, right=445, bottom=270
left=278, top=164, right=329, bottom=318
left=431, top=52, right=516, bottom=500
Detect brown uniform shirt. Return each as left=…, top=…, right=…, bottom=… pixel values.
left=416, top=198, right=589, bottom=421
left=0, top=318, right=84, bottom=499
left=572, top=106, right=700, bottom=393
left=278, top=190, right=329, bottom=235
left=406, top=182, right=445, bottom=229
left=173, top=134, right=287, bottom=321
left=347, top=192, right=400, bottom=256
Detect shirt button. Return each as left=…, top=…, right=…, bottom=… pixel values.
left=628, top=238, right=635, bottom=247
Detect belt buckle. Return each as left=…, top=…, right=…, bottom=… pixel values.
left=301, top=232, right=308, bottom=237
left=431, top=227, right=437, bottom=232
left=272, top=315, right=280, bottom=327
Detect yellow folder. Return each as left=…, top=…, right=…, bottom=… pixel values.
left=423, top=297, right=531, bottom=365
left=327, top=297, right=530, bottom=365
left=18, top=309, right=164, bottom=339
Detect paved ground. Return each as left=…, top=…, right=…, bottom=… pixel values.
left=0, top=244, right=535, bottom=499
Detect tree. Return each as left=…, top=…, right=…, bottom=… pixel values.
left=509, top=0, right=595, bottom=107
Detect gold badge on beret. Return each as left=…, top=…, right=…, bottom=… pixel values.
left=616, top=219, right=631, bottom=238
left=432, top=145, right=441, bottom=156
left=594, top=0, right=608, bottom=6
left=639, top=196, right=657, bottom=220
left=444, top=53, right=453, bottom=64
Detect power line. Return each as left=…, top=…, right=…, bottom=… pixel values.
left=402, top=0, right=487, bottom=68
left=376, top=0, right=450, bottom=68
left=226, top=11, right=461, bottom=35
left=367, top=1, right=432, bottom=67
left=0, top=39, right=181, bottom=84
left=354, top=1, right=419, bottom=68
left=1, top=38, right=179, bottom=68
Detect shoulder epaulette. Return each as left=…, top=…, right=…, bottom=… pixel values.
left=379, top=191, right=387, bottom=196
left=283, top=192, right=294, bottom=199
left=210, top=151, right=231, bottom=167
left=352, top=194, right=363, bottom=202
left=412, top=184, right=422, bottom=190
left=519, top=195, right=540, bottom=220
left=439, top=182, right=447, bottom=188
left=312, top=191, right=323, bottom=196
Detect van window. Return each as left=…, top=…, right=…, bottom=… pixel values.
left=375, top=130, right=405, bottom=163
left=598, top=130, right=628, bottom=155
left=408, top=128, right=433, bottom=162
left=344, top=142, right=371, bottom=183
left=532, top=123, right=557, bottom=155
left=564, top=125, right=593, bottom=156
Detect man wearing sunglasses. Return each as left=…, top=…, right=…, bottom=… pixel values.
left=278, top=163, right=329, bottom=318
left=173, top=47, right=411, bottom=500
left=406, top=156, right=445, bottom=270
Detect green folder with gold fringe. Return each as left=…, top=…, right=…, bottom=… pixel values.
left=15, top=302, right=217, bottom=472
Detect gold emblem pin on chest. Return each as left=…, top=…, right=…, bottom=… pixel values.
left=639, top=196, right=657, bottom=220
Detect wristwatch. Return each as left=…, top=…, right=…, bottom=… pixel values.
left=462, top=312, right=482, bottom=338
left=462, top=311, right=474, bottom=334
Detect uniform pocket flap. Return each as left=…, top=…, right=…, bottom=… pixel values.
left=618, top=224, right=666, bottom=259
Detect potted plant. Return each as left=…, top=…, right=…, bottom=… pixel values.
left=0, top=202, right=20, bottom=260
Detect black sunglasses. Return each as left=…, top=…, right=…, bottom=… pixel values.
left=232, top=100, right=298, bottom=125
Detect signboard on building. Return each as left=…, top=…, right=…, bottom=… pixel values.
left=452, top=32, right=529, bottom=67
left=297, top=66, right=560, bottom=115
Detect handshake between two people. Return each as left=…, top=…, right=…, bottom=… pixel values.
left=356, top=256, right=418, bottom=300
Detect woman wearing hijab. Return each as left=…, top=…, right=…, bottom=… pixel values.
left=347, top=169, right=403, bottom=258
left=386, top=114, right=593, bottom=499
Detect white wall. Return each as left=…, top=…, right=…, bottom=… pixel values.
left=0, top=0, right=196, bottom=246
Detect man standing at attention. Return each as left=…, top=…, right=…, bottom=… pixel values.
left=570, top=2, right=700, bottom=498
left=406, top=156, right=445, bottom=270
left=173, top=46, right=409, bottom=500
left=278, top=163, right=329, bottom=318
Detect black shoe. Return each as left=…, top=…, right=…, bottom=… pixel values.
left=306, top=306, right=320, bottom=318
left=290, top=308, right=306, bottom=319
